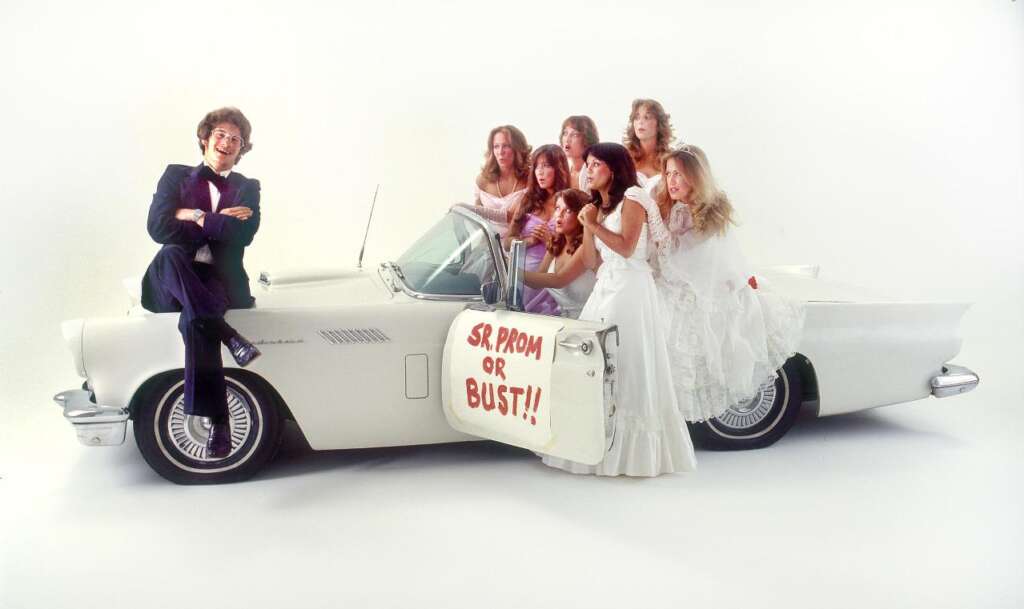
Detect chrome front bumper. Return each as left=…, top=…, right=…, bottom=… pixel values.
left=53, top=389, right=129, bottom=446
left=931, top=364, right=980, bottom=398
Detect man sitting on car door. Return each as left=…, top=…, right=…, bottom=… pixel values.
left=140, top=106, right=262, bottom=459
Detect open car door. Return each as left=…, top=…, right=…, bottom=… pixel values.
left=441, top=308, right=618, bottom=465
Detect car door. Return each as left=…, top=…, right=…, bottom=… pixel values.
left=441, top=307, right=618, bottom=465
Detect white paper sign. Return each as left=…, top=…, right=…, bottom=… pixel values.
left=446, top=309, right=564, bottom=448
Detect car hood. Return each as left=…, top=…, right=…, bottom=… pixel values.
left=251, top=265, right=395, bottom=308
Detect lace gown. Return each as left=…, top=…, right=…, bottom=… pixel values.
left=642, top=197, right=806, bottom=422
left=541, top=187, right=697, bottom=476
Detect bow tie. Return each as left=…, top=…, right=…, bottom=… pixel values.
left=199, top=165, right=229, bottom=193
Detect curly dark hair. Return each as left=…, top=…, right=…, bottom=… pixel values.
left=196, top=107, right=253, bottom=160
left=509, top=145, right=571, bottom=239
left=547, top=188, right=590, bottom=257
left=622, top=99, right=673, bottom=168
left=478, top=125, right=532, bottom=184
left=584, top=143, right=639, bottom=213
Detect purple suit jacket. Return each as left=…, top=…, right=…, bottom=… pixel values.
left=144, top=163, right=261, bottom=309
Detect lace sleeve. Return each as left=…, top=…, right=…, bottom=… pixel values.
left=623, top=186, right=671, bottom=254
left=666, top=203, right=694, bottom=249
left=455, top=202, right=509, bottom=224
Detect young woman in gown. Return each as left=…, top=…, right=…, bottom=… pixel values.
left=622, top=99, right=674, bottom=195
left=643, top=145, right=805, bottom=422
left=472, top=125, right=532, bottom=234
left=505, top=145, right=570, bottom=315
left=540, top=143, right=696, bottom=477
left=522, top=188, right=596, bottom=319
left=559, top=116, right=599, bottom=192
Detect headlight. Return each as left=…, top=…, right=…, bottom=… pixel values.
left=61, top=318, right=87, bottom=378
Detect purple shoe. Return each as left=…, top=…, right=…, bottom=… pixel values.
left=228, top=335, right=261, bottom=367
left=206, top=421, right=232, bottom=459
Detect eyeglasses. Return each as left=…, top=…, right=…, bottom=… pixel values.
left=211, top=129, right=244, bottom=147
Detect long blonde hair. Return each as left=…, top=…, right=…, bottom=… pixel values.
left=656, top=144, right=734, bottom=235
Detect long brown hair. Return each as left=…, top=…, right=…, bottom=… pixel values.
left=560, top=115, right=599, bottom=149
left=478, top=125, right=532, bottom=184
left=656, top=144, right=735, bottom=235
left=622, top=99, right=674, bottom=168
left=510, top=145, right=570, bottom=238
left=548, top=188, right=590, bottom=257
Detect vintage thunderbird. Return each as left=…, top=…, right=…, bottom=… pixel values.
left=53, top=206, right=980, bottom=484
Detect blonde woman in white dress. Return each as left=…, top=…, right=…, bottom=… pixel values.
left=540, top=143, right=696, bottom=477
left=642, top=145, right=805, bottom=423
left=523, top=188, right=596, bottom=319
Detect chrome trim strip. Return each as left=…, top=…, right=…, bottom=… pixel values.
left=53, top=389, right=129, bottom=446
left=931, top=364, right=980, bottom=398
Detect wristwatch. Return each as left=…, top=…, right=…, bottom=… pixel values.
left=192, top=209, right=205, bottom=222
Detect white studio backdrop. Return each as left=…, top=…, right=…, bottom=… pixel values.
left=0, top=0, right=1021, bottom=419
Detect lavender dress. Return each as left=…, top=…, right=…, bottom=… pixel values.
left=519, top=213, right=560, bottom=315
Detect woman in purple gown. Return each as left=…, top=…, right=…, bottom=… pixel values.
left=505, top=145, right=571, bottom=314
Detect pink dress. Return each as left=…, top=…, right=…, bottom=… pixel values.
left=474, top=186, right=526, bottom=237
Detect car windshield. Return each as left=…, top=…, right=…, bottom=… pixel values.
left=395, top=211, right=498, bottom=297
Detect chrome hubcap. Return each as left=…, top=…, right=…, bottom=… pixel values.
left=714, top=379, right=778, bottom=431
left=166, top=388, right=253, bottom=461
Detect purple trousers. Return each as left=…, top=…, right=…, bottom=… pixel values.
left=141, top=245, right=236, bottom=421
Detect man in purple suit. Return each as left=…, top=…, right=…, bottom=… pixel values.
left=141, top=107, right=262, bottom=459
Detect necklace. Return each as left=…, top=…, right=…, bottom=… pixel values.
left=497, top=175, right=518, bottom=198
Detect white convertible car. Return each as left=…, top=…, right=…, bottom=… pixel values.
left=53, top=207, right=979, bottom=484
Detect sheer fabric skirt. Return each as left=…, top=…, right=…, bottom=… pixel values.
left=541, top=266, right=697, bottom=477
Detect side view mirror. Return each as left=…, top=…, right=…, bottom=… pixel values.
left=506, top=239, right=526, bottom=312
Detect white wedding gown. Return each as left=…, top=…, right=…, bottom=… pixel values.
left=643, top=197, right=806, bottom=422
left=544, top=258, right=596, bottom=319
left=541, top=188, right=697, bottom=476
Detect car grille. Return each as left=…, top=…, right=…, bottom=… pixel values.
left=317, top=328, right=391, bottom=345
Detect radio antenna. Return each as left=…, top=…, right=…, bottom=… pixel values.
left=357, top=184, right=380, bottom=270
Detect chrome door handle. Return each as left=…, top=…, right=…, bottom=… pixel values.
left=558, top=339, right=593, bottom=355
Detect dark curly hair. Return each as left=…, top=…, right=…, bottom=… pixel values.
left=510, top=145, right=570, bottom=239
left=547, top=188, right=590, bottom=257
left=478, top=125, right=532, bottom=184
left=583, top=143, right=639, bottom=213
left=622, top=99, right=673, bottom=168
left=197, top=107, right=253, bottom=161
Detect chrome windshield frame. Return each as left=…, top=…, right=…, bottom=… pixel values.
left=382, top=206, right=507, bottom=302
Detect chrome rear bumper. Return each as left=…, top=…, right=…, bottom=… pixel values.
left=931, top=364, right=980, bottom=398
left=53, top=389, right=129, bottom=446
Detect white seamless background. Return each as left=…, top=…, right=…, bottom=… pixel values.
left=0, top=1, right=1021, bottom=607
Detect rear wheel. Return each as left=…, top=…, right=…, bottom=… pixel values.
left=133, top=371, right=283, bottom=484
left=689, top=358, right=803, bottom=450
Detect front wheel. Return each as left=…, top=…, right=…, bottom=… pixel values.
left=688, top=358, right=803, bottom=450
left=133, top=371, right=283, bottom=484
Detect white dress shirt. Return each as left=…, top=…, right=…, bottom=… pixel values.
left=195, top=164, right=231, bottom=264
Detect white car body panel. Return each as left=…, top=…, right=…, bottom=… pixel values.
left=61, top=208, right=974, bottom=454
